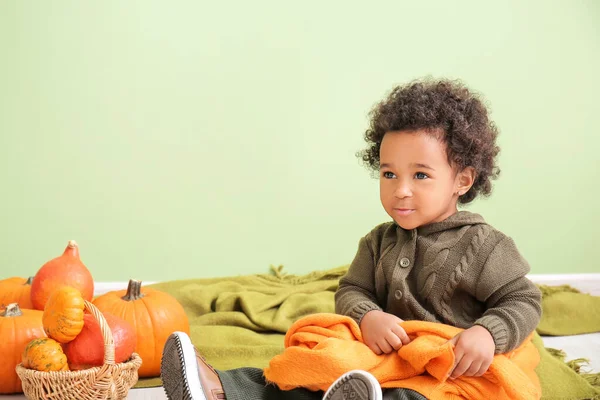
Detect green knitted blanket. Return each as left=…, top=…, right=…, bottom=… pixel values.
left=134, top=266, right=600, bottom=399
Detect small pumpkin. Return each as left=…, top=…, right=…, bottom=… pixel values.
left=63, top=312, right=137, bottom=370
left=93, top=279, right=190, bottom=377
left=42, top=286, right=85, bottom=343
left=0, top=277, right=34, bottom=310
left=30, top=240, right=94, bottom=310
left=0, top=304, right=45, bottom=394
left=22, top=337, right=69, bottom=372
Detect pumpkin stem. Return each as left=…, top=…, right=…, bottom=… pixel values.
left=26, top=276, right=34, bottom=285
left=0, top=303, right=23, bottom=317
left=64, top=240, right=80, bottom=258
left=122, top=279, right=144, bottom=301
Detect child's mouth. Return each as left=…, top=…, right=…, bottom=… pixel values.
left=394, top=208, right=415, bottom=216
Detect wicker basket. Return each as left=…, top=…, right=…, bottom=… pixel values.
left=16, top=300, right=142, bottom=400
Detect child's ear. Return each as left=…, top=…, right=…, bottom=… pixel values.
left=456, top=167, right=476, bottom=196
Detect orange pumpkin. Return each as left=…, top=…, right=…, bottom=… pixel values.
left=0, top=303, right=45, bottom=394
left=30, top=240, right=94, bottom=310
left=42, top=286, right=85, bottom=343
left=93, top=279, right=190, bottom=377
left=0, top=277, right=34, bottom=310
left=63, top=312, right=136, bottom=370
left=22, top=337, right=69, bottom=372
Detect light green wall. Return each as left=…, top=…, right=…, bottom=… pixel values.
left=1, top=1, right=598, bottom=281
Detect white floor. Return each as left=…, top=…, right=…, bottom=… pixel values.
left=2, top=274, right=598, bottom=400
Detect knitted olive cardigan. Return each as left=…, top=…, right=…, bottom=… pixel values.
left=335, top=211, right=542, bottom=353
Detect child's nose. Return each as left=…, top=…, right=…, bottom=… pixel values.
left=393, top=181, right=412, bottom=198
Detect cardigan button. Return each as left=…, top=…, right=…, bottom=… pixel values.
left=394, top=290, right=403, bottom=300
left=399, top=257, right=410, bottom=268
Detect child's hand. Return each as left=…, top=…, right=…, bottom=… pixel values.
left=448, top=325, right=495, bottom=379
left=359, top=310, right=410, bottom=354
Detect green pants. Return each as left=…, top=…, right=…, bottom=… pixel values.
left=217, top=367, right=427, bottom=400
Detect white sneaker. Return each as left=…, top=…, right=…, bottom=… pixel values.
left=322, top=370, right=382, bottom=400
left=161, top=331, right=226, bottom=400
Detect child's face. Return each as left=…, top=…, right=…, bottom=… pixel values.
left=379, top=130, right=474, bottom=230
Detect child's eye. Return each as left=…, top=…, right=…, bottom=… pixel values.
left=415, top=172, right=429, bottom=180
left=382, top=171, right=396, bottom=179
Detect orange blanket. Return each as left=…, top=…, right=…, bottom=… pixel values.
left=263, top=313, right=541, bottom=400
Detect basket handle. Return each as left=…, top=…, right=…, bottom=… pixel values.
left=84, top=300, right=115, bottom=365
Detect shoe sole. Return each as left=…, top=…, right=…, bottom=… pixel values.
left=161, top=331, right=206, bottom=400
left=322, top=370, right=382, bottom=400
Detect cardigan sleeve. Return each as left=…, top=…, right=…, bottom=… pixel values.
left=335, top=234, right=383, bottom=325
left=472, top=236, right=542, bottom=353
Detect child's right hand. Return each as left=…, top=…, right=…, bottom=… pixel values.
left=359, top=310, right=411, bottom=354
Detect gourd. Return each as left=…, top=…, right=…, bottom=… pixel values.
left=63, top=312, right=137, bottom=370
left=42, top=286, right=85, bottom=343
left=30, top=240, right=94, bottom=310
left=21, top=337, right=69, bottom=372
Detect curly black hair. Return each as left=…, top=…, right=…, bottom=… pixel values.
left=359, top=78, right=500, bottom=204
